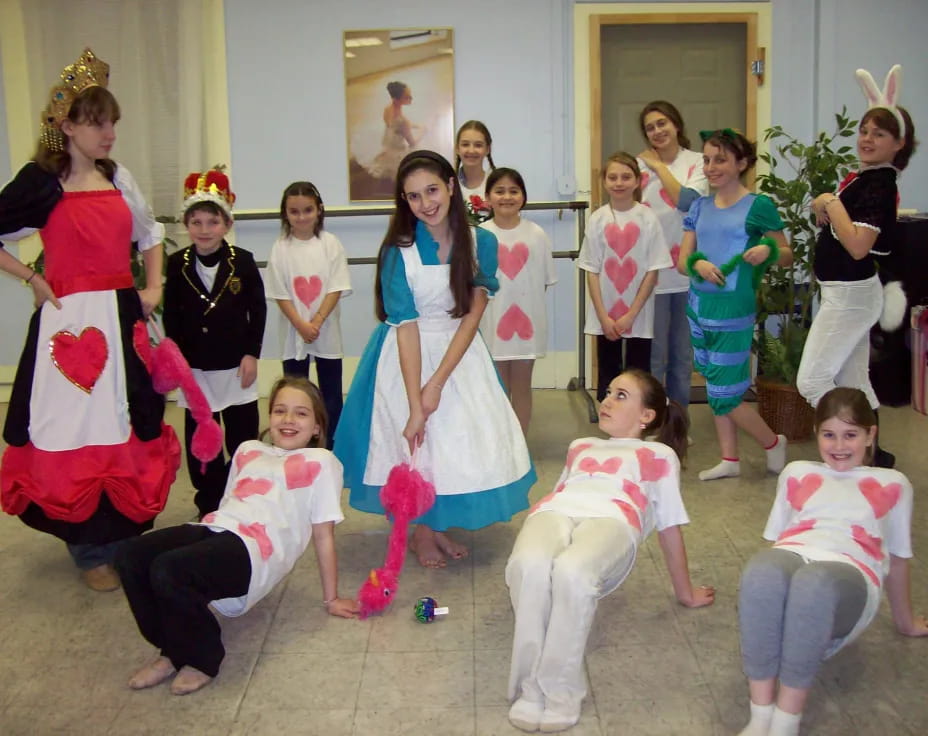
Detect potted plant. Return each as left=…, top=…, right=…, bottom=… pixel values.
left=753, top=108, right=859, bottom=439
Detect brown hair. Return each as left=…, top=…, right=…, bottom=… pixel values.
left=814, top=387, right=876, bottom=465
left=183, top=200, right=232, bottom=226
left=266, top=376, right=328, bottom=449
left=485, top=167, right=527, bottom=209
left=860, top=106, right=917, bottom=170
left=34, top=86, right=120, bottom=180
left=602, top=151, right=643, bottom=203
left=454, top=120, right=496, bottom=174
left=279, top=181, right=324, bottom=237
left=374, top=150, right=476, bottom=322
left=622, top=368, right=689, bottom=461
left=639, top=100, right=691, bottom=149
left=701, top=129, right=757, bottom=176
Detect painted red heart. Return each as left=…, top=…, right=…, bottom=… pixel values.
left=842, top=553, right=880, bottom=587
left=50, top=327, right=109, bottom=394
left=293, top=275, right=323, bottom=309
left=238, top=522, right=274, bottom=560
left=605, top=257, right=638, bottom=294
left=636, top=447, right=669, bottom=481
left=604, top=222, right=640, bottom=259
left=201, top=512, right=217, bottom=524
left=233, top=477, right=273, bottom=500
left=235, top=449, right=263, bottom=472
left=639, top=171, right=650, bottom=190
left=851, top=524, right=884, bottom=560
left=579, top=456, right=622, bottom=475
left=529, top=482, right=567, bottom=513
left=659, top=189, right=673, bottom=208
left=786, top=473, right=823, bottom=510
left=858, top=477, right=900, bottom=519
left=623, top=479, right=648, bottom=510
left=132, top=320, right=153, bottom=373
left=496, top=304, right=534, bottom=341
left=285, top=455, right=322, bottom=490
left=612, top=499, right=642, bottom=532
left=608, top=298, right=630, bottom=320
left=670, top=243, right=681, bottom=267
left=566, top=442, right=592, bottom=469
left=777, top=518, right=816, bottom=541
left=686, top=164, right=697, bottom=180
left=498, top=241, right=529, bottom=280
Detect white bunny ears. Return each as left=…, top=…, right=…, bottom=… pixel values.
left=855, top=64, right=906, bottom=138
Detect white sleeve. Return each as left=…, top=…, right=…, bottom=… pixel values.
left=762, top=465, right=797, bottom=541
left=264, top=239, right=291, bottom=300
left=884, top=472, right=913, bottom=558
left=309, top=451, right=345, bottom=525
left=577, top=210, right=604, bottom=273
left=683, top=152, right=710, bottom=197
left=652, top=451, right=689, bottom=530
left=114, top=164, right=164, bottom=250
left=539, top=225, right=558, bottom=286
left=325, top=232, right=352, bottom=296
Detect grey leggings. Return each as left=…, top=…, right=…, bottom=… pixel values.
left=739, top=548, right=868, bottom=689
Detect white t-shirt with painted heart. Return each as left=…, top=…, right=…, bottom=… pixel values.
left=579, top=203, right=672, bottom=338
left=197, top=440, right=345, bottom=616
left=763, top=460, right=913, bottom=655
left=265, top=231, right=352, bottom=360
left=479, top=218, right=557, bottom=360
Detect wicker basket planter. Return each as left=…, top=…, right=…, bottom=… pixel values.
left=756, top=377, right=815, bottom=442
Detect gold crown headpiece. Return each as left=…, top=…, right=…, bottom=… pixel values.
left=183, top=166, right=236, bottom=218
left=39, top=48, right=110, bottom=153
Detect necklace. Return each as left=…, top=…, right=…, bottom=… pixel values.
left=182, top=245, right=236, bottom=315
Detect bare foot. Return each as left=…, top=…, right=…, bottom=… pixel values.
left=434, top=531, right=468, bottom=560
left=410, top=525, right=446, bottom=568
left=170, top=665, right=213, bottom=695
left=128, top=656, right=175, bottom=690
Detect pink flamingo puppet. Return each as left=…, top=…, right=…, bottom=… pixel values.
left=357, top=453, right=436, bottom=619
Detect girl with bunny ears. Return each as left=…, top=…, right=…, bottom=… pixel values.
left=797, top=65, right=917, bottom=468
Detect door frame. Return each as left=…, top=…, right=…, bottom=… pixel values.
left=589, top=12, right=759, bottom=204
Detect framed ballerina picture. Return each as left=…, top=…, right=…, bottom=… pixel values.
left=344, top=28, right=455, bottom=201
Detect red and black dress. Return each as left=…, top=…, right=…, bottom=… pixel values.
left=0, top=162, right=180, bottom=544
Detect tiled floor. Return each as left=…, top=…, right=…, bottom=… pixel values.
left=1, top=392, right=926, bottom=735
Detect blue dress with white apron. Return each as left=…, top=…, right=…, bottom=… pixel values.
left=335, top=222, right=535, bottom=530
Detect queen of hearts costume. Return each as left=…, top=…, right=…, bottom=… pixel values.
left=0, top=49, right=180, bottom=544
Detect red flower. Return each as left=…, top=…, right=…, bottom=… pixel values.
left=469, top=194, right=488, bottom=211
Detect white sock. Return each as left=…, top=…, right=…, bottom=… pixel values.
left=768, top=706, right=801, bottom=736
left=766, top=434, right=788, bottom=473
left=698, top=459, right=740, bottom=481
left=509, top=696, right=545, bottom=732
left=737, top=702, right=774, bottom=736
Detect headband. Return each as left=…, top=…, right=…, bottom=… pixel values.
left=856, top=64, right=905, bottom=138
left=400, top=149, right=453, bottom=175
left=699, top=128, right=739, bottom=143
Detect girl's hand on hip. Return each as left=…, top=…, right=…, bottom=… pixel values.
left=31, top=274, right=62, bottom=310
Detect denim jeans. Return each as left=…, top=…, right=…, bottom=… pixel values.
left=650, top=291, right=694, bottom=408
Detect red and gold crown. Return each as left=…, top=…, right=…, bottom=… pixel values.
left=183, top=166, right=236, bottom=217
left=40, top=48, right=110, bottom=152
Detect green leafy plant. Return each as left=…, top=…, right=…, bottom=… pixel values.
left=754, top=108, right=859, bottom=384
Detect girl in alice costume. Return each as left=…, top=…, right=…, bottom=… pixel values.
left=335, top=150, right=534, bottom=568
left=0, top=49, right=179, bottom=592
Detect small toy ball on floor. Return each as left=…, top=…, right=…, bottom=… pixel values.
left=413, top=596, right=449, bottom=623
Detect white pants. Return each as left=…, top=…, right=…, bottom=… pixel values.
left=797, top=276, right=882, bottom=409
left=505, top=512, right=636, bottom=715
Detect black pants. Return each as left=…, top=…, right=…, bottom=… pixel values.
left=596, top=336, right=652, bottom=401
left=185, top=401, right=259, bottom=517
left=282, top=357, right=343, bottom=449
left=114, top=525, right=251, bottom=677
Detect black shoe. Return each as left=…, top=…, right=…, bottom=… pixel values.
left=873, top=446, right=896, bottom=469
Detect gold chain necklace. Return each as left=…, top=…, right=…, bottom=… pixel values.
left=182, top=245, right=236, bottom=315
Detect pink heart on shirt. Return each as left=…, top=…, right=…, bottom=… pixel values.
left=201, top=512, right=217, bottom=524
left=529, top=483, right=565, bottom=514
left=670, top=243, right=681, bottom=267
left=786, top=473, right=823, bottom=510
left=238, top=522, right=274, bottom=560
left=776, top=518, right=816, bottom=542
left=235, top=449, right=263, bottom=472
left=639, top=171, right=650, bottom=190
left=842, top=553, right=880, bottom=587
left=612, top=499, right=642, bottom=532
left=604, top=222, right=640, bottom=259
left=851, top=524, right=885, bottom=561
left=659, top=189, right=673, bottom=208
left=687, top=164, right=697, bottom=180
left=496, top=304, right=534, bottom=341
left=858, top=477, right=900, bottom=519
left=566, top=442, right=593, bottom=469
left=623, top=479, right=648, bottom=511
left=636, top=447, right=669, bottom=481
left=293, top=275, right=323, bottom=309
left=608, top=298, right=630, bottom=320
left=498, top=242, right=529, bottom=280
left=605, top=257, right=638, bottom=294
left=579, top=456, right=622, bottom=475
left=233, top=477, right=273, bottom=500
left=284, top=455, right=322, bottom=490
